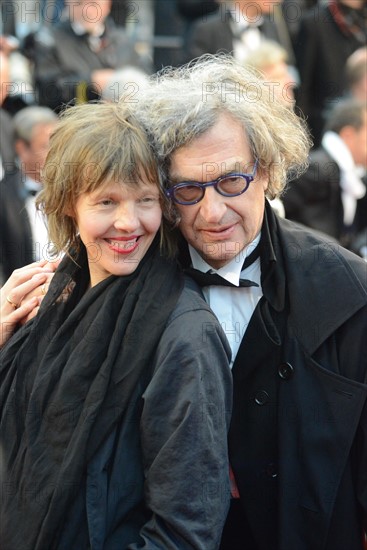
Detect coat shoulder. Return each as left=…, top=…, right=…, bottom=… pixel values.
left=279, top=216, right=367, bottom=289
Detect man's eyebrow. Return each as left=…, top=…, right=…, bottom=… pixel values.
left=168, top=174, right=197, bottom=184
left=169, top=162, right=248, bottom=184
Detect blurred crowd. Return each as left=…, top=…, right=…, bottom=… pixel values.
left=1, top=0, right=366, bottom=282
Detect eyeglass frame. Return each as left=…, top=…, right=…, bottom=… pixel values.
left=165, top=159, right=259, bottom=205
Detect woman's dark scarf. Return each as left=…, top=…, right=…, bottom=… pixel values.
left=0, top=237, right=183, bottom=550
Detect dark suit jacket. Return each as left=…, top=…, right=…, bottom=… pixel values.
left=295, top=4, right=364, bottom=146
left=0, top=168, right=34, bottom=280
left=186, top=10, right=295, bottom=64
left=282, top=147, right=367, bottom=250
left=0, top=108, right=15, bottom=174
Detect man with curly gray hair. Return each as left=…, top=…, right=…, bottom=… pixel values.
left=135, top=55, right=367, bottom=550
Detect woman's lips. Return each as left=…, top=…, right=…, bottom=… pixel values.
left=105, top=236, right=141, bottom=254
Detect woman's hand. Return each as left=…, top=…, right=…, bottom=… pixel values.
left=0, top=259, right=60, bottom=348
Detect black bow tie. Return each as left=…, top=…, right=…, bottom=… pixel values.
left=185, top=244, right=260, bottom=288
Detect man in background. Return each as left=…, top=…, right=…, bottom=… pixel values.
left=186, top=0, right=295, bottom=67
left=345, top=46, right=367, bottom=103
left=27, top=0, right=150, bottom=111
left=0, top=105, right=58, bottom=282
left=245, top=39, right=297, bottom=108
left=283, top=99, right=367, bottom=255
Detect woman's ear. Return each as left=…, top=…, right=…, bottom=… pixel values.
left=63, top=204, right=75, bottom=217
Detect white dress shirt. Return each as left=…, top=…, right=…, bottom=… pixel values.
left=230, top=16, right=264, bottom=63
left=321, top=131, right=366, bottom=226
left=189, top=234, right=263, bottom=367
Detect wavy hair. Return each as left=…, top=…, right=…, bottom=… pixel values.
left=37, top=101, right=176, bottom=257
left=135, top=54, right=311, bottom=200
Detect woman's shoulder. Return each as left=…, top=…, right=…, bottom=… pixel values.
left=152, top=274, right=232, bottom=378
left=168, top=275, right=216, bottom=323
left=163, top=275, right=231, bottom=359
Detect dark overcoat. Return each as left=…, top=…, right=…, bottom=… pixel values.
left=0, top=168, right=34, bottom=281
left=228, top=207, right=367, bottom=550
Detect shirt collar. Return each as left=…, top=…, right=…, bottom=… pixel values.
left=24, top=177, right=42, bottom=194
left=259, top=200, right=286, bottom=312
left=71, top=20, right=105, bottom=38
left=179, top=201, right=286, bottom=309
left=189, top=233, right=261, bottom=286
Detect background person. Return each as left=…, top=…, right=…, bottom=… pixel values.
left=0, top=105, right=58, bottom=283
left=26, top=0, right=150, bottom=111
left=0, top=38, right=16, bottom=180
left=186, top=0, right=295, bottom=68
left=345, top=46, right=367, bottom=102
left=283, top=98, right=367, bottom=255
left=295, top=0, right=366, bottom=147
left=244, top=39, right=297, bottom=108
left=0, top=100, right=232, bottom=550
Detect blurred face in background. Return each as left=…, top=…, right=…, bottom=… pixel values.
left=16, top=122, right=56, bottom=182
left=220, top=0, right=282, bottom=21
left=262, top=60, right=296, bottom=107
left=68, top=0, right=112, bottom=32
left=345, top=111, right=367, bottom=168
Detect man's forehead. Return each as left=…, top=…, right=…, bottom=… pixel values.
left=169, top=159, right=253, bottom=182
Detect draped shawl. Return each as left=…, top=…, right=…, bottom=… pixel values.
left=0, top=238, right=183, bottom=550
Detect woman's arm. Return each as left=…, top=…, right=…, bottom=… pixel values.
left=130, top=284, right=232, bottom=549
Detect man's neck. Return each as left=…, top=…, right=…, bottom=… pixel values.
left=189, top=234, right=261, bottom=285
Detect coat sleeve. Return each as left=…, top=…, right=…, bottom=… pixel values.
left=128, top=286, right=232, bottom=550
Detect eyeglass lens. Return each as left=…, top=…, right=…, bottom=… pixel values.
left=174, top=174, right=250, bottom=204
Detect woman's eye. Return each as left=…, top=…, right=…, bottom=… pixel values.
left=139, top=196, right=158, bottom=204
left=99, top=199, right=114, bottom=206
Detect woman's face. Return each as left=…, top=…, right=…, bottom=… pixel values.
left=74, top=178, right=162, bottom=287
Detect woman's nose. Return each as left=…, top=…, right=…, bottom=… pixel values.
left=114, top=202, right=139, bottom=232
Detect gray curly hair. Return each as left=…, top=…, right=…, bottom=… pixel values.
left=133, top=54, right=311, bottom=200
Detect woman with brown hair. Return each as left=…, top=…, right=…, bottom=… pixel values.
left=0, top=101, right=232, bottom=550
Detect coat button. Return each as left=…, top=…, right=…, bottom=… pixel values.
left=265, top=462, right=278, bottom=478
left=278, top=362, right=294, bottom=380
left=254, top=390, right=270, bottom=406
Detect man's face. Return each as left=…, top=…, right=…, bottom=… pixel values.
left=71, top=0, right=112, bottom=30
left=342, top=111, right=367, bottom=169
left=263, top=60, right=296, bottom=107
left=351, top=112, right=367, bottom=168
left=169, top=112, right=268, bottom=269
left=17, top=122, right=56, bottom=182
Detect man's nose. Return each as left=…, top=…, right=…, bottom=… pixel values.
left=199, top=187, right=227, bottom=223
